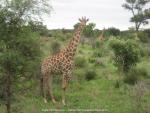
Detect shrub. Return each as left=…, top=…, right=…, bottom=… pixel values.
left=88, top=58, right=95, bottom=64
left=82, top=23, right=96, bottom=38
left=94, top=41, right=101, bottom=48
left=124, top=72, right=138, bottom=85
left=51, top=41, right=61, bottom=54
left=28, top=21, right=49, bottom=36
left=106, top=27, right=120, bottom=37
left=51, top=30, right=66, bottom=41
left=93, top=51, right=103, bottom=57
left=144, top=29, right=150, bottom=38
left=120, top=32, right=137, bottom=40
left=73, top=69, right=85, bottom=82
left=65, top=32, right=73, bottom=39
left=109, top=38, right=141, bottom=73
left=114, top=80, right=120, bottom=88
left=136, top=67, right=149, bottom=78
left=137, top=31, right=149, bottom=43
left=78, top=50, right=83, bottom=54
left=95, top=58, right=105, bottom=67
left=143, top=46, right=150, bottom=56
left=124, top=66, right=149, bottom=84
left=75, top=57, right=87, bottom=68
left=85, top=70, right=97, bottom=81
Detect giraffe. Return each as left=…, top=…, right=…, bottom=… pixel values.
left=98, top=28, right=105, bottom=41
left=41, top=17, right=89, bottom=105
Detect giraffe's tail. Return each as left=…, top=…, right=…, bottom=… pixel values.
left=40, top=73, right=44, bottom=97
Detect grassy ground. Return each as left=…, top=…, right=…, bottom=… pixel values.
left=0, top=37, right=150, bottom=113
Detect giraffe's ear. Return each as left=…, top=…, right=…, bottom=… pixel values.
left=86, top=18, right=89, bottom=22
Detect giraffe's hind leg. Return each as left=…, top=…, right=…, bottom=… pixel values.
left=43, top=74, right=48, bottom=103
left=47, top=75, right=57, bottom=104
left=62, top=84, right=67, bottom=106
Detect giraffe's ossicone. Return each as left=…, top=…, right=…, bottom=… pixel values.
left=41, top=17, right=89, bottom=105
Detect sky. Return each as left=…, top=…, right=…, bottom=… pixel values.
left=43, top=0, right=150, bottom=30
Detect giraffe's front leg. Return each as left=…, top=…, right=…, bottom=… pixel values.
left=47, top=75, right=57, bottom=104
left=61, top=73, right=69, bottom=106
left=62, top=77, right=67, bottom=105
left=43, top=75, right=48, bottom=103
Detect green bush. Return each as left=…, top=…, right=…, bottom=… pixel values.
left=143, top=46, right=150, bottom=56
left=93, top=51, right=103, bottom=57
left=74, top=69, right=85, bottom=82
left=51, top=41, right=61, bottom=54
left=124, top=75, right=136, bottom=85
left=65, top=32, right=73, bottom=39
left=88, top=58, right=95, bottom=64
left=75, top=57, right=87, bottom=68
left=94, top=41, right=101, bottom=48
left=78, top=50, right=83, bottom=54
left=123, top=66, right=149, bottom=84
left=82, top=23, right=96, bottom=38
left=95, top=58, right=105, bottom=67
left=106, top=27, right=120, bottom=37
left=144, top=29, right=150, bottom=38
left=51, top=30, right=66, bottom=41
left=109, top=38, right=141, bottom=73
left=135, top=67, right=149, bottom=78
left=124, top=68, right=139, bottom=85
left=28, top=21, right=49, bottom=37
left=85, top=70, right=97, bottom=81
left=137, top=31, right=149, bottom=43
left=114, top=80, right=120, bottom=88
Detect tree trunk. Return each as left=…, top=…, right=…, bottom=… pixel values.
left=5, top=72, right=11, bottom=113
left=135, top=27, right=139, bottom=32
left=135, top=23, right=139, bottom=32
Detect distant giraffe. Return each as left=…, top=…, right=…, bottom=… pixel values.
left=41, top=17, right=89, bottom=105
left=98, top=28, right=105, bottom=41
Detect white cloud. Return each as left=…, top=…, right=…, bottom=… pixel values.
left=43, top=0, right=150, bottom=30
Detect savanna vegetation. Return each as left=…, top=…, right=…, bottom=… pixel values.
left=0, top=0, right=150, bottom=113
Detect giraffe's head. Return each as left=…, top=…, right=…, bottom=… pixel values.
left=79, top=17, right=89, bottom=26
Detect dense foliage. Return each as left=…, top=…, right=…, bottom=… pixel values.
left=28, top=21, right=50, bottom=36
left=106, top=27, right=120, bottom=36
left=109, top=38, right=141, bottom=72
left=0, top=0, right=51, bottom=113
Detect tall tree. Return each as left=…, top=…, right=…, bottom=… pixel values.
left=0, top=0, right=51, bottom=113
left=83, top=23, right=96, bottom=38
left=74, top=22, right=96, bottom=38
left=122, top=0, right=150, bottom=32
left=106, top=27, right=120, bottom=36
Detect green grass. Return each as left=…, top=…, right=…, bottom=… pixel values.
left=1, top=78, right=149, bottom=113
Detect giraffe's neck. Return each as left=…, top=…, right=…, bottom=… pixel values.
left=99, top=29, right=105, bottom=39
left=101, top=30, right=104, bottom=37
left=65, top=24, right=85, bottom=58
